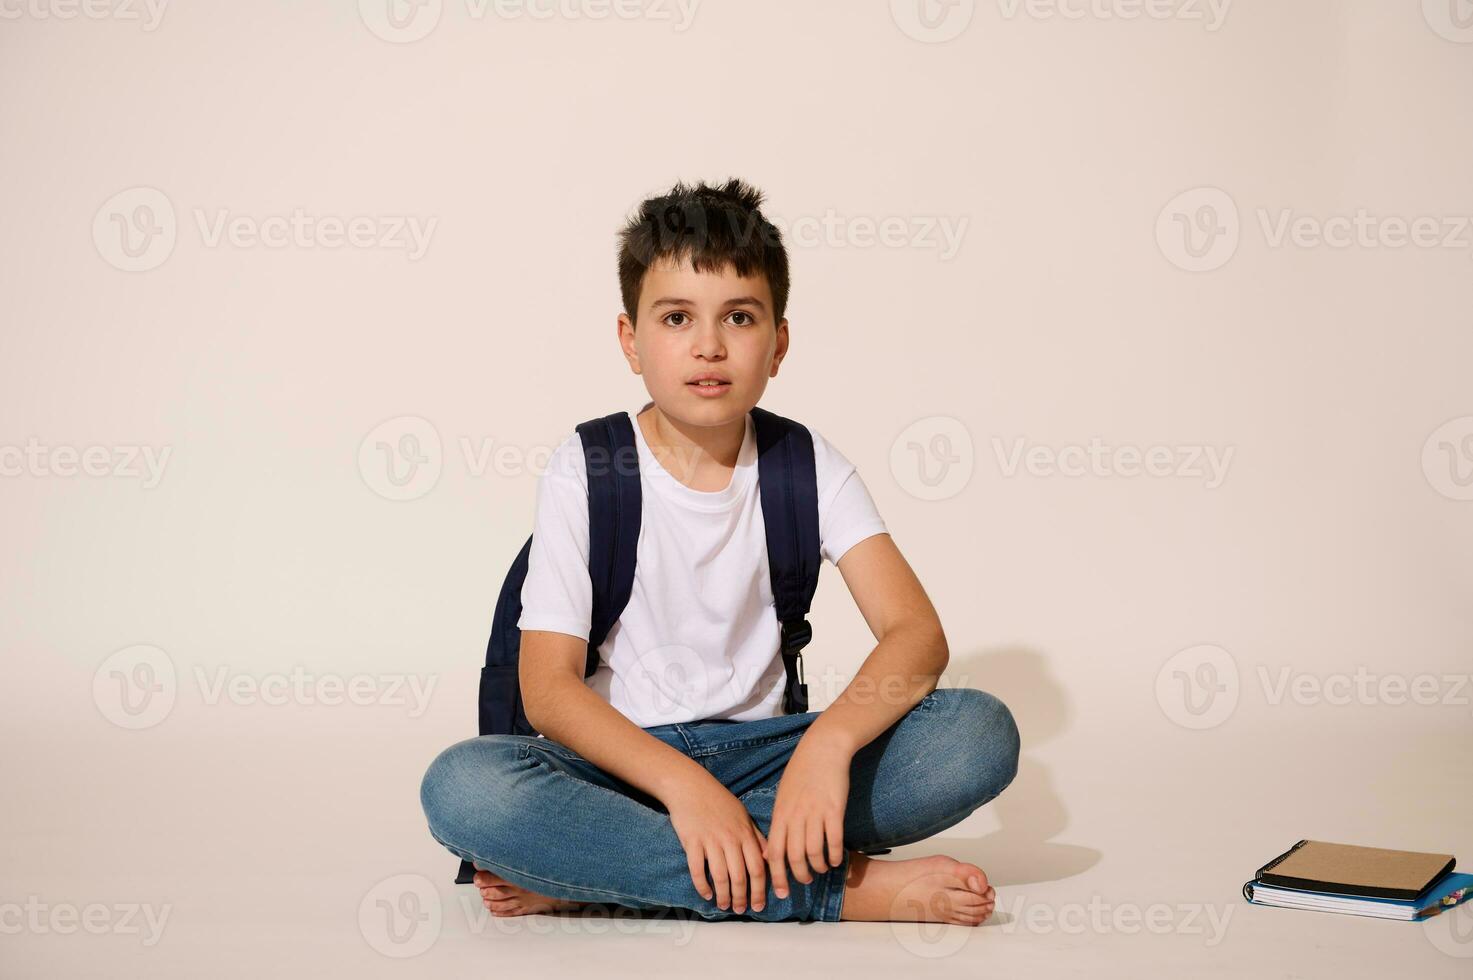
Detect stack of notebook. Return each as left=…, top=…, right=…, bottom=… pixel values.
left=1243, top=840, right=1472, bottom=921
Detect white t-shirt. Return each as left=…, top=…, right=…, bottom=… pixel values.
left=516, top=400, right=889, bottom=728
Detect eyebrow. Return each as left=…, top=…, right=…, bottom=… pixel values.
left=648, top=296, right=768, bottom=312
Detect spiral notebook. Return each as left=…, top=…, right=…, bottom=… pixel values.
left=1242, top=840, right=1468, bottom=921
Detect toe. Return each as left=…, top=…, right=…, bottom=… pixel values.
left=953, top=863, right=989, bottom=893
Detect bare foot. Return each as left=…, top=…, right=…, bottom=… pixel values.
left=839, top=853, right=996, bottom=925
left=472, top=869, right=587, bottom=916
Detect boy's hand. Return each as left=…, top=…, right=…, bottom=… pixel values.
left=662, top=772, right=769, bottom=915
left=764, top=734, right=852, bottom=899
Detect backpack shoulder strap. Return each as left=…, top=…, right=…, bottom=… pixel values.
left=750, top=406, right=821, bottom=714
left=575, top=411, right=642, bottom=656
left=478, top=412, right=641, bottom=735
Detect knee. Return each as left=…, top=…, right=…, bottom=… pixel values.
left=931, top=688, right=1020, bottom=805
left=419, top=736, right=520, bottom=847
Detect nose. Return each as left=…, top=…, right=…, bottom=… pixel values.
left=691, top=317, right=726, bottom=359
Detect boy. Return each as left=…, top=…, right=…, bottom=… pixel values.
left=420, top=179, right=1020, bottom=925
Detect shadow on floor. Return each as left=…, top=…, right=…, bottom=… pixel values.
left=917, top=647, right=1100, bottom=888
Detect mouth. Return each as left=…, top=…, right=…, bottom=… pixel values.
left=686, top=378, right=732, bottom=396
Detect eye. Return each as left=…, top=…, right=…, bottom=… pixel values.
left=726, top=310, right=755, bottom=326
left=663, top=312, right=690, bottom=327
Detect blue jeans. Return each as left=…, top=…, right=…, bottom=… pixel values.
left=419, top=687, right=1020, bottom=923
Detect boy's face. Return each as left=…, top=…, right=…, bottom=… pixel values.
left=618, top=254, right=788, bottom=426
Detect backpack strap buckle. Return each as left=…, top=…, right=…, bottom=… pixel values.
left=779, top=618, right=812, bottom=714
left=780, top=617, right=812, bottom=655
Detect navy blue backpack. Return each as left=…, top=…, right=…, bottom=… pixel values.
left=454, top=405, right=824, bottom=884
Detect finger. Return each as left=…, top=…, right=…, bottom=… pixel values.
left=825, top=812, right=845, bottom=869
left=766, top=823, right=791, bottom=899
left=686, top=845, right=713, bottom=902
left=743, top=834, right=768, bottom=912
left=806, top=815, right=829, bottom=874
left=709, top=850, right=732, bottom=911
left=787, top=817, right=814, bottom=884
left=723, top=840, right=749, bottom=914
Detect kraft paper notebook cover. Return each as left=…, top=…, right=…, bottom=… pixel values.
left=1255, top=840, right=1456, bottom=901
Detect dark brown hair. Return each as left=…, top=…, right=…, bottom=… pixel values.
left=617, top=178, right=790, bottom=326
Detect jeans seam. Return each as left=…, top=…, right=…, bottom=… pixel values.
left=816, top=850, right=849, bottom=922
left=695, top=729, right=806, bottom=758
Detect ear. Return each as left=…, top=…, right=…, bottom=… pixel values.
left=770, top=317, right=790, bottom=376
left=618, top=312, right=641, bottom=375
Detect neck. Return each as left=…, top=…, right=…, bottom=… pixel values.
left=638, top=401, right=747, bottom=484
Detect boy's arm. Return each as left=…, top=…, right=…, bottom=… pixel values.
left=803, top=531, right=950, bottom=757
left=761, top=531, right=950, bottom=892
left=518, top=628, right=707, bottom=802
left=519, top=629, right=774, bottom=914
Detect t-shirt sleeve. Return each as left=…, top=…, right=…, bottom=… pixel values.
left=811, top=426, right=889, bottom=566
left=516, top=433, right=594, bottom=641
